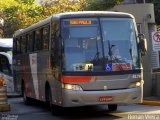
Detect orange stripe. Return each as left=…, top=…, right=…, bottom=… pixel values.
left=61, top=76, right=92, bottom=83
left=23, top=64, right=30, bottom=96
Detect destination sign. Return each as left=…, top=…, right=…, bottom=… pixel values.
left=69, top=20, right=92, bottom=25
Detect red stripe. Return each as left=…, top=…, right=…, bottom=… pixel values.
left=61, top=76, right=92, bottom=83
left=23, top=64, right=30, bottom=96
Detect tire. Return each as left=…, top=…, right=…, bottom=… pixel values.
left=46, top=86, right=61, bottom=115
left=108, top=104, right=118, bottom=111
left=22, top=82, right=31, bottom=105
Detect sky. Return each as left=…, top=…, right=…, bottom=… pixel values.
left=0, top=39, right=13, bottom=47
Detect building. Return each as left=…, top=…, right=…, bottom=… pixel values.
left=0, top=38, right=13, bottom=92
left=110, top=1, right=160, bottom=97
left=122, top=0, right=146, bottom=4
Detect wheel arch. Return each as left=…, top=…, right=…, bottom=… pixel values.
left=45, top=81, right=51, bottom=102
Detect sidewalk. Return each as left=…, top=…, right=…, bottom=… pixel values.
left=142, top=96, right=160, bottom=106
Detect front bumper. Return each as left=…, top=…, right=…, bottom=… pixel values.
left=62, top=87, right=143, bottom=107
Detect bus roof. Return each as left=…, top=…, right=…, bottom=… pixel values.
left=13, top=11, right=135, bottom=36
left=0, top=52, right=12, bottom=64
left=54, top=11, right=134, bottom=19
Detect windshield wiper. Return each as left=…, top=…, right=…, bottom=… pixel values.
left=107, top=40, right=124, bottom=71
left=108, top=40, right=115, bottom=58
left=92, top=37, right=100, bottom=62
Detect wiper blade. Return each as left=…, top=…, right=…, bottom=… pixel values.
left=108, top=40, right=115, bottom=57
left=108, top=40, right=126, bottom=71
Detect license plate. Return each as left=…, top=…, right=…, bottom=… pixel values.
left=99, top=96, right=113, bottom=102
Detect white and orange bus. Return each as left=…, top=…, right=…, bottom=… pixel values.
left=13, top=11, right=146, bottom=114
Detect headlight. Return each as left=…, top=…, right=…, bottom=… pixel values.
left=62, top=83, right=83, bottom=91
left=128, top=81, right=141, bottom=88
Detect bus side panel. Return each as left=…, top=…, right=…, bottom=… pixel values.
left=13, top=54, right=27, bottom=94
left=14, top=51, right=63, bottom=104
left=36, top=51, right=63, bottom=106
left=37, top=51, right=50, bottom=101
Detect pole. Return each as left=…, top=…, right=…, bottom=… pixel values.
left=143, top=0, right=146, bottom=3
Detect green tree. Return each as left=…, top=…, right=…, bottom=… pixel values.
left=1, top=0, right=123, bottom=37
left=157, top=25, right=160, bottom=31
left=153, top=0, right=160, bottom=25
left=15, top=0, right=35, bottom=4
left=0, top=0, right=87, bottom=37
left=0, top=0, right=43, bottom=37
left=145, top=0, right=160, bottom=25
left=86, top=0, right=123, bottom=10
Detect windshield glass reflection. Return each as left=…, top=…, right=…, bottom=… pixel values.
left=61, top=18, right=140, bottom=72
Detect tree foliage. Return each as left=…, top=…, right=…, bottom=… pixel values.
left=157, top=25, right=160, bottom=31
left=0, top=0, right=87, bottom=37
left=0, top=0, right=123, bottom=37
left=146, top=0, right=160, bottom=25
left=86, top=0, right=123, bottom=10
left=153, top=0, right=160, bottom=25
left=0, top=0, right=43, bottom=37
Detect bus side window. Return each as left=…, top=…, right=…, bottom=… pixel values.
left=13, top=38, right=17, bottom=55
left=51, top=21, right=60, bottom=68
left=33, top=31, right=36, bottom=51
left=0, top=55, right=11, bottom=75
left=21, top=35, right=26, bottom=53
left=51, top=21, right=60, bottom=51
left=26, top=34, right=29, bottom=53
left=17, top=37, right=21, bottom=54
left=38, top=28, right=43, bottom=50
left=25, top=35, right=27, bottom=53
left=42, top=25, right=50, bottom=50
left=34, top=29, right=41, bottom=51
left=27, top=33, right=33, bottom=52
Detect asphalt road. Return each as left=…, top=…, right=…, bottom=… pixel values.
left=1, top=97, right=160, bottom=120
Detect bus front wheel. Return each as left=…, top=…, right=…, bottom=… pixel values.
left=108, top=104, right=118, bottom=111
left=46, top=86, right=61, bottom=115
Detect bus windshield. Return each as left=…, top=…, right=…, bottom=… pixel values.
left=61, top=18, right=140, bottom=72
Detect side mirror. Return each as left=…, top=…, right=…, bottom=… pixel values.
left=138, top=34, right=147, bottom=56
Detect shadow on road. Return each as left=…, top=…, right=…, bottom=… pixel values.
left=25, top=98, right=122, bottom=119
left=7, top=97, right=122, bottom=120
left=58, top=106, right=122, bottom=120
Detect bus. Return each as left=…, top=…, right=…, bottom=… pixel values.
left=0, top=52, right=14, bottom=92
left=13, top=11, right=146, bottom=114
left=0, top=39, right=14, bottom=92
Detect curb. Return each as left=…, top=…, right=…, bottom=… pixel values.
left=142, top=100, right=160, bottom=106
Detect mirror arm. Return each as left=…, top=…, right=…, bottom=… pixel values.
left=138, top=34, right=147, bottom=56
